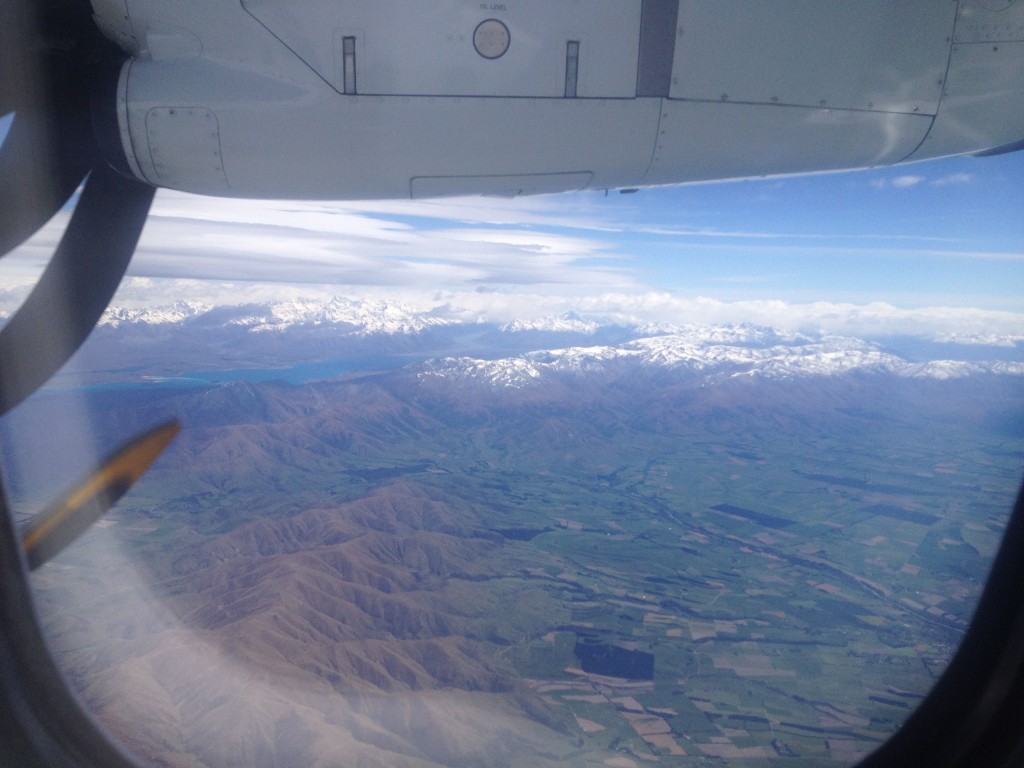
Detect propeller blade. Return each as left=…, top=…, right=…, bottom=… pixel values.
left=0, top=0, right=105, bottom=258
left=0, top=0, right=38, bottom=117
left=0, top=164, right=155, bottom=414
left=0, top=111, right=92, bottom=258
left=20, top=420, right=181, bottom=570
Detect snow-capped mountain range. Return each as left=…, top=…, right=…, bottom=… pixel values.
left=99, top=297, right=453, bottom=336
left=100, top=301, right=211, bottom=327
left=417, top=332, right=1024, bottom=389
left=82, top=298, right=1024, bottom=388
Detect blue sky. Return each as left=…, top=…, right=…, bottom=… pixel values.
left=2, top=104, right=1022, bottom=338
left=552, top=152, right=1024, bottom=309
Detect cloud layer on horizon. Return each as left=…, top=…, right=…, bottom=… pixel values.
left=4, top=276, right=1019, bottom=346
left=2, top=174, right=1021, bottom=342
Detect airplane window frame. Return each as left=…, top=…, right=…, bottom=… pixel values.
left=2, top=1, right=1022, bottom=765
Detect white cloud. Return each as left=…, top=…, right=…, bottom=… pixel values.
left=6, top=250, right=1022, bottom=340
left=559, top=294, right=1024, bottom=341
left=868, top=172, right=974, bottom=190
left=891, top=175, right=925, bottom=188
left=872, top=175, right=926, bottom=190
left=69, top=279, right=1024, bottom=343
left=3, top=175, right=1019, bottom=336
left=0, top=190, right=639, bottom=307
left=931, top=172, right=973, bottom=187
left=127, top=192, right=635, bottom=290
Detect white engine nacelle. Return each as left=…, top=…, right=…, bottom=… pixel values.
left=91, top=0, right=1024, bottom=200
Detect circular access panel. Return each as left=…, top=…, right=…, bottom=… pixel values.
left=473, top=19, right=510, bottom=59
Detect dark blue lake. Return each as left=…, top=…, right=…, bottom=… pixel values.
left=184, top=355, right=421, bottom=384
left=74, top=355, right=423, bottom=392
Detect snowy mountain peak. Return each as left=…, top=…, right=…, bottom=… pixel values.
left=236, top=297, right=453, bottom=335
left=99, top=301, right=211, bottom=327
left=501, top=311, right=602, bottom=334
left=97, top=297, right=452, bottom=336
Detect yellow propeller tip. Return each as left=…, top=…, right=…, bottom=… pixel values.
left=20, top=419, right=182, bottom=570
